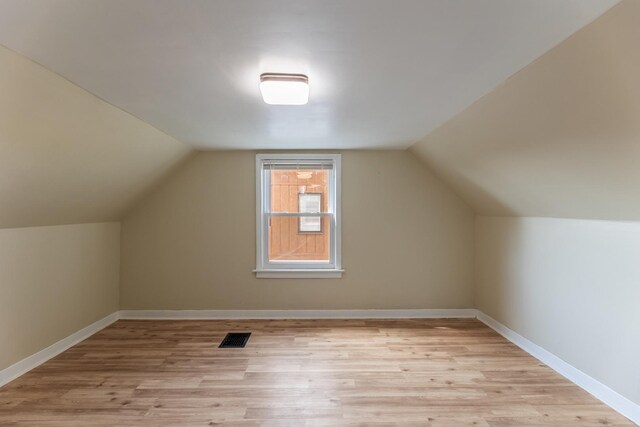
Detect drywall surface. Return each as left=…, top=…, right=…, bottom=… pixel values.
left=411, top=0, right=640, bottom=221
left=476, top=216, right=640, bottom=405
left=120, top=150, right=474, bottom=310
left=0, top=44, right=190, bottom=229
left=0, top=223, right=120, bottom=370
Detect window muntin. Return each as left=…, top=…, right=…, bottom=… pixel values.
left=256, top=154, right=341, bottom=275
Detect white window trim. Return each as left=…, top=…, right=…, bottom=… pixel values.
left=255, top=153, right=342, bottom=279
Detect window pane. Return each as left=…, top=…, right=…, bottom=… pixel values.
left=270, top=169, right=328, bottom=213
left=269, top=216, right=330, bottom=262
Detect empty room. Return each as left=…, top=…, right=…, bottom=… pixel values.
left=0, top=0, right=639, bottom=425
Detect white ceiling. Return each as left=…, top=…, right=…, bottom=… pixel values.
left=0, top=0, right=617, bottom=150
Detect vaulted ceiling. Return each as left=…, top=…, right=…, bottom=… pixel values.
left=0, top=44, right=190, bottom=229
left=410, top=0, right=640, bottom=221
left=1, top=0, right=636, bottom=228
left=0, top=0, right=616, bottom=149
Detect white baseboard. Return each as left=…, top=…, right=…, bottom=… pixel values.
left=0, top=312, right=119, bottom=388
left=118, top=308, right=477, bottom=320
left=476, top=311, right=640, bottom=425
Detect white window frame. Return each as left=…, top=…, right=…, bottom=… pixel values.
left=255, top=153, right=342, bottom=279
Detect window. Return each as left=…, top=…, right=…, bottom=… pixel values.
left=255, top=154, right=342, bottom=278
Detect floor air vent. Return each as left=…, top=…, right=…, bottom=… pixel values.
left=219, top=332, right=251, bottom=348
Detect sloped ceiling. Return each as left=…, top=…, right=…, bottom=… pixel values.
left=0, top=0, right=632, bottom=228
left=0, top=0, right=617, bottom=149
left=0, top=44, right=191, bottom=229
left=410, top=0, right=640, bottom=221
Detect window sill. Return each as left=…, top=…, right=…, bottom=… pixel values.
left=254, top=269, right=344, bottom=279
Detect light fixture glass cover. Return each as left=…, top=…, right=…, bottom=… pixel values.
left=260, top=73, right=309, bottom=105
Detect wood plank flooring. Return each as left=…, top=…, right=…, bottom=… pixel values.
left=0, top=319, right=634, bottom=426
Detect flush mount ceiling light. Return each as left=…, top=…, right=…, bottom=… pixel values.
left=259, top=73, right=309, bottom=105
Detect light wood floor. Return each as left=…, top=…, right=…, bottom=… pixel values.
left=0, top=319, right=633, bottom=426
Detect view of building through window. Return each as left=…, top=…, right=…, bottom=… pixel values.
left=269, top=169, right=330, bottom=262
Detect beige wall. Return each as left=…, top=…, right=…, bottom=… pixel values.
left=120, top=150, right=474, bottom=310
left=0, top=44, right=191, bottom=229
left=411, top=0, right=640, bottom=221
left=476, top=216, right=640, bottom=405
left=0, top=223, right=120, bottom=371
